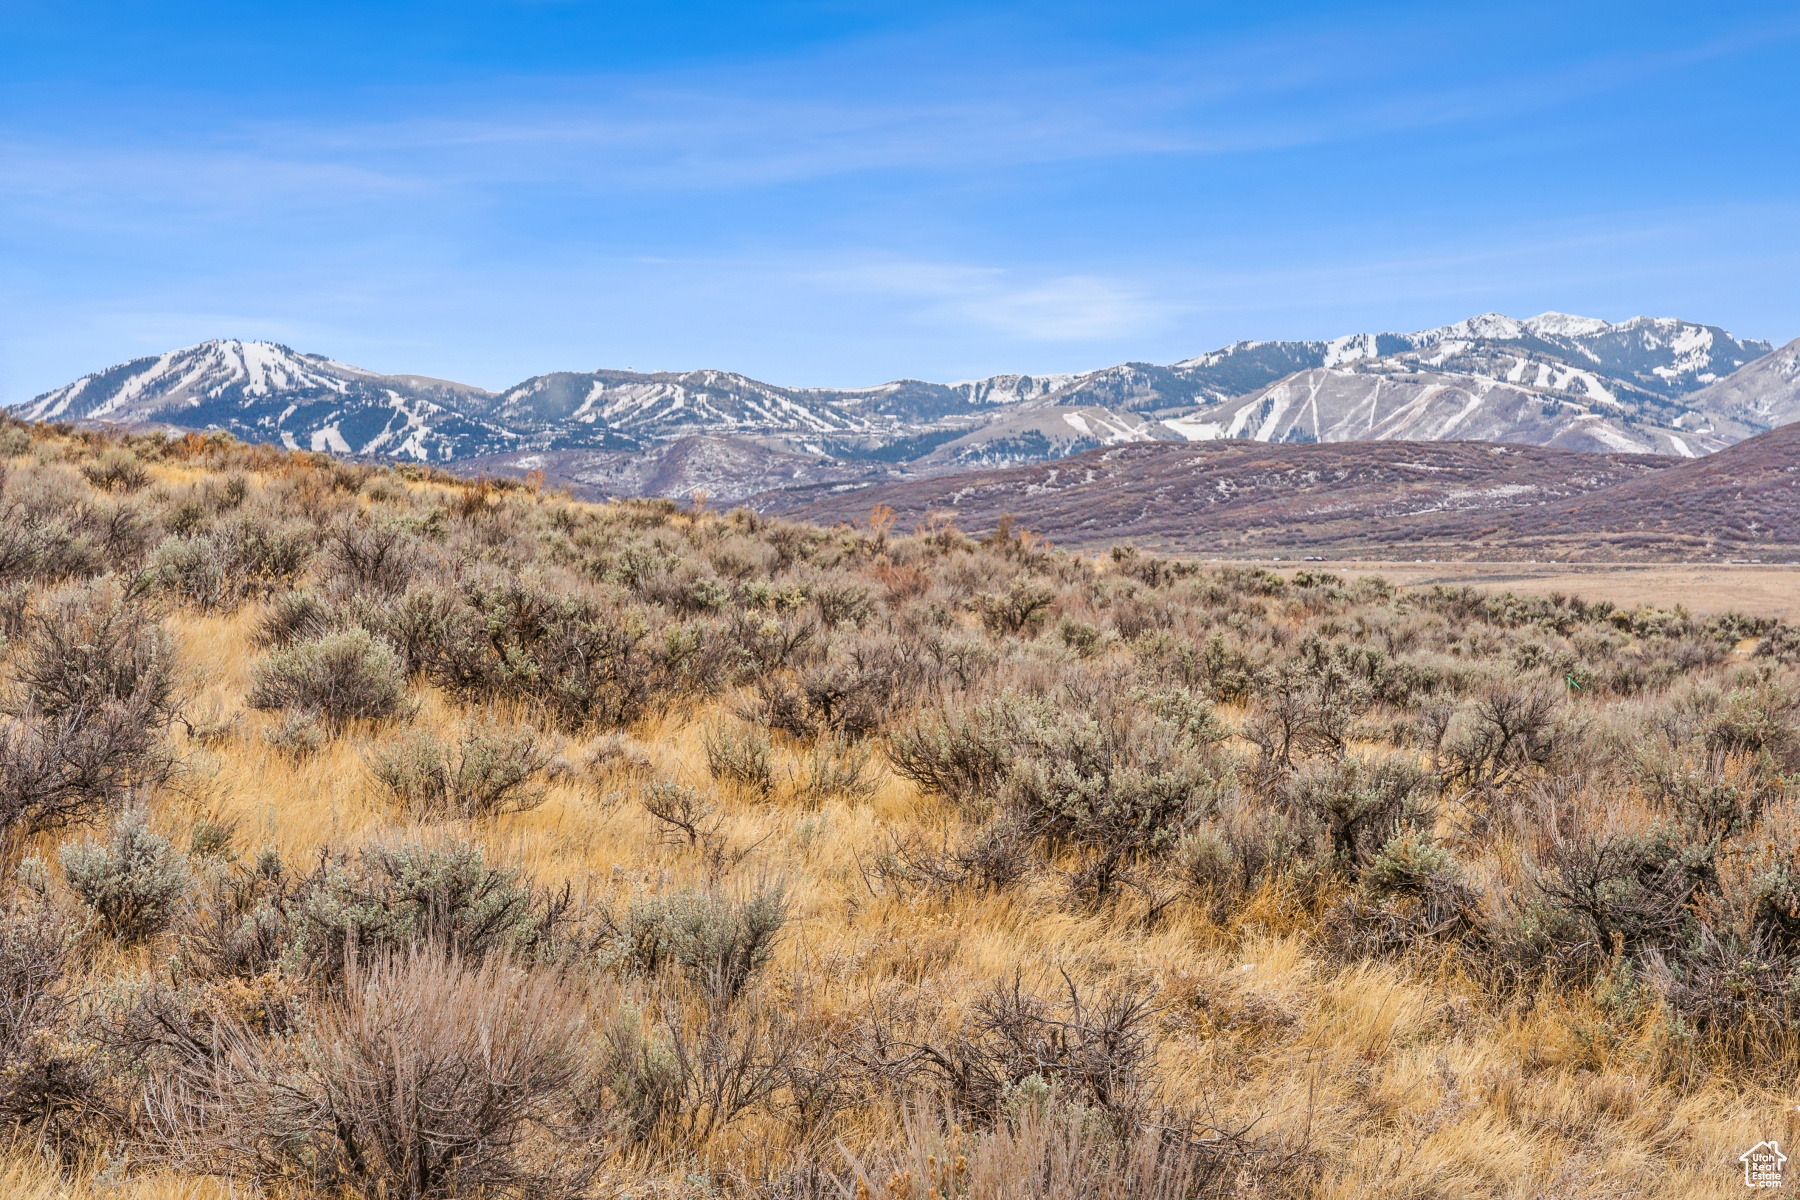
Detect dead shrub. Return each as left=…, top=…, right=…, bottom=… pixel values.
left=0, top=699, right=168, bottom=837
left=325, top=517, right=422, bottom=596
left=844, top=1099, right=1239, bottom=1200
left=1427, top=683, right=1559, bottom=797
left=1532, top=819, right=1705, bottom=961
left=12, top=579, right=177, bottom=725
left=210, top=952, right=594, bottom=1199
left=868, top=818, right=1036, bottom=897
left=0, top=899, right=106, bottom=1154
left=862, top=972, right=1158, bottom=1126
left=641, top=780, right=722, bottom=847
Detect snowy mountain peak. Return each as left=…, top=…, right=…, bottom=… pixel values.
left=1322, top=332, right=1382, bottom=367
left=1524, top=312, right=1614, bottom=338
left=1426, top=312, right=1529, bottom=342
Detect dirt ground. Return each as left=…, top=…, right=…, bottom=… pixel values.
left=1205, top=559, right=1800, bottom=621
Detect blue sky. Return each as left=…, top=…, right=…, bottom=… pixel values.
left=4, top=1, right=1799, bottom=400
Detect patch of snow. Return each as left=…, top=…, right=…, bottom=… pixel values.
left=310, top=426, right=352, bottom=454
left=1161, top=415, right=1224, bottom=440
left=1583, top=423, right=1651, bottom=453
left=1323, top=333, right=1379, bottom=367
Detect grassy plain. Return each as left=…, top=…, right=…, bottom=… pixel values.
left=1206, top=561, right=1800, bottom=623
left=1, top=425, right=1797, bottom=1198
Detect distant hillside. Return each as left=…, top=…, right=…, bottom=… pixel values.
left=754, top=421, right=1800, bottom=562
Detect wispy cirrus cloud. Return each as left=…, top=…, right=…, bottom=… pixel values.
left=811, top=257, right=1171, bottom=342
left=18, top=6, right=1797, bottom=217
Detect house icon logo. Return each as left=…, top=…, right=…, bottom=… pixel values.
left=1740, top=1141, right=1787, bottom=1188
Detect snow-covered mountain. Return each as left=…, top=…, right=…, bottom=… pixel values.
left=1681, top=336, right=1800, bottom=432
left=1163, top=368, right=1756, bottom=458
left=1039, top=312, right=1771, bottom=416
left=14, top=340, right=533, bottom=460
left=12, top=314, right=1791, bottom=496
left=489, top=369, right=872, bottom=446
left=1135, top=314, right=1776, bottom=457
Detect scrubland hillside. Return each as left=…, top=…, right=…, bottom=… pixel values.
left=1, top=420, right=1798, bottom=1199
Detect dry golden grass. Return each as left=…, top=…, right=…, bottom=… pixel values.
left=1229, top=559, right=1800, bottom=623
left=67, top=608, right=1781, bottom=1198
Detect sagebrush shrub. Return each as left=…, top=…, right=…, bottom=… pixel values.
left=411, top=579, right=677, bottom=728
left=253, top=589, right=338, bottom=648
left=1244, top=642, right=1375, bottom=770
left=1282, top=753, right=1433, bottom=876
left=791, top=735, right=878, bottom=805
left=260, top=708, right=325, bottom=759
left=887, top=696, right=1019, bottom=807
left=247, top=627, right=407, bottom=728
left=79, top=449, right=150, bottom=492
left=153, top=516, right=313, bottom=612
left=865, top=973, right=1157, bottom=1124
left=368, top=722, right=553, bottom=819
left=60, top=807, right=192, bottom=942
left=287, top=839, right=553, bottom=981
left=603, top=883, right=786, bottom=1002
left=702, top=720, right=774, bottom=798
left=180, top=846, right=291, bottom=981
left=975, top=578, right=1055, bottom=637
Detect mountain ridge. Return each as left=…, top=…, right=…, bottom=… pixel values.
left=15, top=315, right=1791, bottom=492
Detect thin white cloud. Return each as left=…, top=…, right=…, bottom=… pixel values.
left=811, top=257, right=1173, bottom=341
